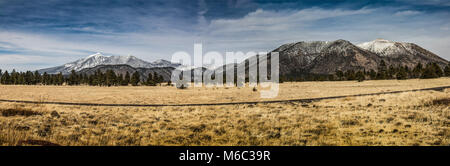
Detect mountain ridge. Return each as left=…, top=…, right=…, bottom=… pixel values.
left=38, top=53, right=181, bottom=75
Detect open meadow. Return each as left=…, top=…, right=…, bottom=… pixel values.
left=0, top=78, right=449, bottom=146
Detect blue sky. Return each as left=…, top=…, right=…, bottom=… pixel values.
left=0, top=0, right=449, bottom=71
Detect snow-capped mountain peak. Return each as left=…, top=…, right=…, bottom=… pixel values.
left=356, top=39, right=413, bottom=57
left=38, top=53, right=181, bottom=74
left=153, top=59, right=171, bottom=65
left=86, top=52, right=103, bottom=58
left=357, top=38, right=448, bottom=65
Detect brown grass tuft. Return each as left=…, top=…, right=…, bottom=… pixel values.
left=18, top=140, right=60, bottom=146
left=432, top=98, right=450, bottom=106
left=1, top=108, right=42, bottom=117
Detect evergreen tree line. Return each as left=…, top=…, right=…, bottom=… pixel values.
left=280, top=61, right=450, bottom=82
left=0, top=69, right=165, bottom=86
left=331, top=61, right=450, bottom=82
left=1, top=61, right=449, bottom=86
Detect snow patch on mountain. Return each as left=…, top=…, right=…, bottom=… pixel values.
left=357, top=39, right=414, bottom=57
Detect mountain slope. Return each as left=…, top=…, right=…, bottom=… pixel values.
left=38, top=53, right=181, bottom=75
left=274, top=39, right=383, bottom=75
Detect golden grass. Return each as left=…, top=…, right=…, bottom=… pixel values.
left=0, top=78, right=448, bottom=104
left=0, top=78, right=449, bottom=146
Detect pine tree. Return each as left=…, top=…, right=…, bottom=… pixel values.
left=376, top=60, right=388, bottom=80
left=42, top=72, right=48, bottom=85
left=153, top=72, right=158, bottom=83
left=368, top=69, right=377, bottom=80
left=123, top=71, right=130, bottom=86
left=116, top=74, right=124, bottom=86
left=24, top=71, right=32, bottom=85
left=146, top=72, right=156, bottom=86
left=421, top=63, right=438, bottom=79
left=68, top=70, right=79, bottom=85
left=355, top=71, right=365, bottom=82
left=432, top=63, right=443, bottom=77
left=82, top=74, right=89, bottom=85
left=51, top=75, right=57, bottom=85
left=92, top=70, right=101, bottom=86
left=396, top=67, right=408, bottom=80
left=11, top=69, right=17, bottom=84
left=1, top=71, right=10, bottom=84
left=387, top=65, right=395, bottom=79
left=345, top=70, right=356, bottom=80
left=18, top=73, right=24, bottom=85
left=379, top=60, right=387, bottom=71
left=98, top=70, right=105, bottom=86
left=57, top=73, right=64, bottom=85
left=158, top=75, right=164, bottom=84
left=34, top=71, right=41, bottom=85
left=105, top=70, right=117, bottom=87
left=130, top=71, right=140, bottom=86
left=444, top=64, right=450, bottom=77
left=335, top=70, right=344, bottom=81
left=412, top=63, right=423, bottom=78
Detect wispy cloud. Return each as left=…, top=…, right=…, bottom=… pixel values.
left=394, top=10, right=422, bottom=16
left=208, top=7, right=374, bottom=34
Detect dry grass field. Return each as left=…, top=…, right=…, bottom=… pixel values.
left=1, top=78, right=449, bottom=104
left=0, top=78, right=449, bottom=146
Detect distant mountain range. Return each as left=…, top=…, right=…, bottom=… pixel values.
left=38, top=53, right=181, bottom=75
left=38, top=39, right=448, bottom=81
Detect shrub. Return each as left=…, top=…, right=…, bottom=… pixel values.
left=1, top=108, right=42, bottom=117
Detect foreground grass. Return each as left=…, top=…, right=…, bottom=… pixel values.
left=0, top=88, right=448, bottom=146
